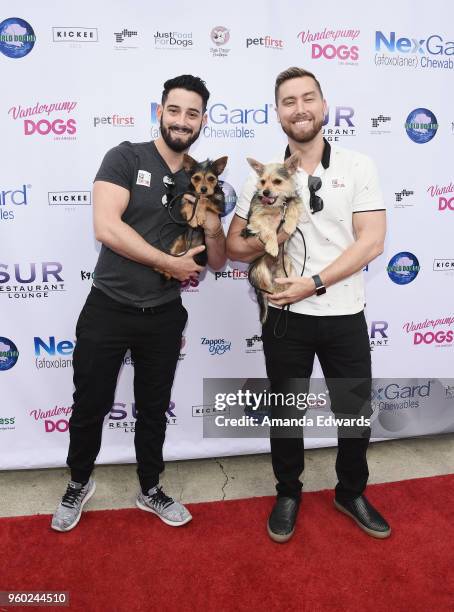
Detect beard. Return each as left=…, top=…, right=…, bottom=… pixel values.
left=281, top=115, right=324, bottom=144
left=160, top=118, right=202, bottom=152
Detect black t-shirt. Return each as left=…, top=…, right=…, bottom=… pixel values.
left=93, top=140, right=190, bottom=307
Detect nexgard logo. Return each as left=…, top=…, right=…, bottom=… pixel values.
left=375, top=31, right=454, bottom=70
left=204, top=102, right=272, bottom=139
left=33, top=336, right=74, bottom=370
left=0, top=184, right=31, bottom=222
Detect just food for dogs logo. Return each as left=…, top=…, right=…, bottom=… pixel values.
left=201, top=337, right=232, bottom=356
left=297, top=27, right=359, bottom=64
left=8, top=101, right=77, bottom=140
left=154, top=30, right=193, bottom=49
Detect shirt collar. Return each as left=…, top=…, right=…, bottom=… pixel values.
left=284, top=138, right=331, bottom=169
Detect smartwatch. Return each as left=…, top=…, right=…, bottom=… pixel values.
left=312, top=274, right=326, bottom=296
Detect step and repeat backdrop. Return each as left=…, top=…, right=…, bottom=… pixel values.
left=1, top=0, right=453, bottom=469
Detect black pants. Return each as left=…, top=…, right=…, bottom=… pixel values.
left=262, top=307, right=372, bottom=503
left=67, top=286, right=187, bottom=492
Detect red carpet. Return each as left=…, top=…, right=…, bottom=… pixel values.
left=1, top=474, right=454, bottom=612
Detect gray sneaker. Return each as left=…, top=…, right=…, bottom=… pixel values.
left=136, top=486, right=192, bottom=526
left=51, top=479, right=96, bottom=532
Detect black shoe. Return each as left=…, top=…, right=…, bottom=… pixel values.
left=267, top=496, right=300, bottom=543
left=334, top=495, right=391, bottom=539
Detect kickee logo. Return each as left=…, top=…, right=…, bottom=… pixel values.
left=246, top=35, right=284, bottom=50
left=375, top=31, right=454, bottom=70
left=48, top=191, right=91, bottom=206
left=52, top=27, right=98, bottom=43
left=245, top=334, right=263, bottom=353
left=201, top=337, right=232, bottom=356
left=433, top=259, right=454, bottom=272
left=93, top=114, right=135, bottom=128
left=370, top=114, right=391, bottom=135
left=215, top=268, right=248, bottom=280
left=427, top=182, right=454, bottom=211
left=394, top=189, right=415, bottom=209
left=323, top=106, right=356, bottom=141
left=402, top=316, right=454, bottom=348
left=0, top=416, right=16, bottom=431
left=210, top=26, right=231, bottom=57
left=369, top=321, right=389, bottom=350
left=0, top=17, right=36, bottom=58
left=192, top=403, right=230, bottom=417
left=0, top=262, right=65, bottom=300
left=154, top=31, right=193, bottom=48
left=0, top=183, right=31, bottom=222
left=8, top=101, right=77, bottom=140
left=298, top=28, right=359, bottom=63
left=34, top=336, right=74, bottom=370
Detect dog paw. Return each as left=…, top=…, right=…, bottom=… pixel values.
left=265, top=242, right=279, bottom=258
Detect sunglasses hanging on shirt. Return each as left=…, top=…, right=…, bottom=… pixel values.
left=161, top=174, right=176, bottom=207
left=308, top=175, right=323, bottom=214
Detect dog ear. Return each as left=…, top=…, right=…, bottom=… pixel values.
left=183, top=154, right=197, bottom=173
left=284, top=152, right=301, bottom=175
left=212, top=156, right=228, bottom=176
left=247, top=158, right=265, bottom=176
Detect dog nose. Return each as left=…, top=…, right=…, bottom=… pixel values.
left=200, top=186, right=208, bottom=193
left=263, top=189, right=270, bottom=197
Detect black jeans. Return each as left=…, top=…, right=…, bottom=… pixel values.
left=67, top=286, right=187, bottom=492
left=262, top=307, right=372, bottom=503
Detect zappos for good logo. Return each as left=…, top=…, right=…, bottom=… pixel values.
left=387, top=252, right=420, bottom=284
left=405, top=108, right=438, bottom=143
left=0, top=337, right=19, bottom=371
left=0, top=18, right=36, bottom=58
left=201, top=337, right=232, bottom=356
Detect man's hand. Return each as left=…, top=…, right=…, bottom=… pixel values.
left=163, top=245, right=205, bottom=282
left=269, top=276, right=316, bottom=306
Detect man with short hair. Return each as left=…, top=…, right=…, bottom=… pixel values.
left=52, top=74, right=226, bottom=532
left=227, top=67, right=390, bottom=542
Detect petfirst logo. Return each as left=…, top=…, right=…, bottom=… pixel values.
left=403, top=316, right=454, bottom=348
left=405, top=108, right=438, bottom=143
left=0, top=416, right=16, bottom=431
left=246, top=35, right=283, bottom=50
left=372, top=381, right=432, bottom=411
left=0, top=337, right=19, bottom=371
left=322, top=106, right=356, bottom=141
left=245, top=334, right=263, bottom=354
left=8, top=101, right=78, bottom=140
left=370, top=114, right=391, bottom=135
left=29, top=405, right=72, bottom=433
left=387, top=252, right=420, bottom=285
left=34, top=336, right=74, bottom=370
left=48, top=191, right=91, bottom=206
left=52, top=28, right=98, bottom=43
left=0, top=183, right=31, bottom=222
left=297, top=28, right=359, bottom=63
left=0, top=262, right=65, bottom=300
left=154, top=31, right=193, bottom=48
left=93, top=114, right=135, bottom=128
left=0, top=18, right=36, bottom=58
left=215, top=267, right=248, bottom=281
left=375, top=31, right=454, bottom=70
left=201, top=337, right=232, bottom=356
left=369, top=321, right=390, bottom=350
left=108, top=401, right=178, bottom=432
left=210, top=26, right=231, bottom=57
left=394, top=189, right=415, bottom=208
left=427, top=182, right=454, bottom=211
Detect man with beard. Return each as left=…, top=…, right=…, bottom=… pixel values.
left=52, top=75, right=226, bottom=532
left=226, top=67, right=390, bottom=542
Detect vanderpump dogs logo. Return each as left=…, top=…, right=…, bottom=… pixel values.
left=0, top=337, right=19, bottom=371
left=52, top=27, right=98, bottom=43
left=298, top=27, right=360, bottom=64
left=201, top=337, right=232, bottom=356
left=0, top=183, right=31, bottom=222
left=369, top=321, right=390, bottom=350
left=210, top=26, right=231, bottom=57
left=29, top=405, right=72, bottom=433
left=428, top=182, right=454, bottom=211
left=0, top=17, right=36, bottom=58
left=402, top=316, right=454, bottom=348
left=405, top=108, right=438, bottom=143
left=34, top=336, right=74, bottom=370
left=374, top=31, right=454, bottom=70
left=108, top=401, right=178, bottom=432
left=154, top=30, right=193, bottom=48
left=387, top=252, right=420, bottom=284
left=8, top=101, right=78, bottom=140
left=0, top=261, right=65, bottom=300
left=322, top=105, right=356, bottom=141
left=394, top=189, right=415, bottom=208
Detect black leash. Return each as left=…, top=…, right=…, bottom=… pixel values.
left=158, top=191, right=201, bottom=258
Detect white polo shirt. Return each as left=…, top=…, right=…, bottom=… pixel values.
left=235, top=141, right=385, bottom=316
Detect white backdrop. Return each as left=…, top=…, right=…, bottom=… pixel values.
left=1, top=0, right=453, bottom=470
